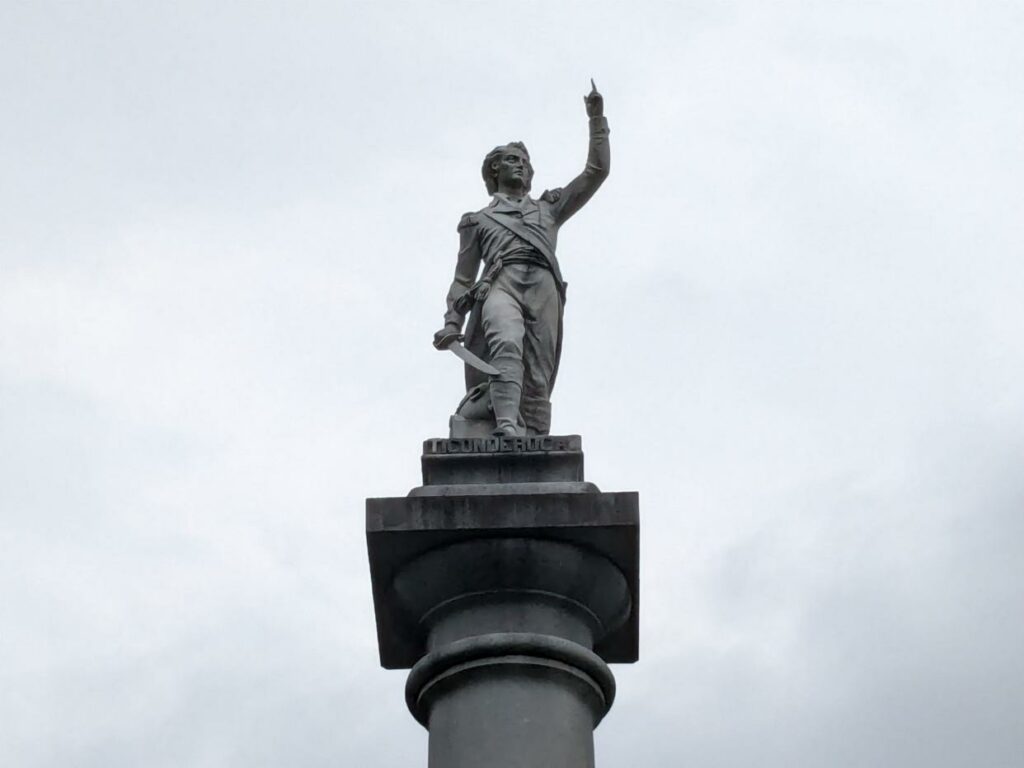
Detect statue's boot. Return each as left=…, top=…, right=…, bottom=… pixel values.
left=490, top=379, right=524, bottom=436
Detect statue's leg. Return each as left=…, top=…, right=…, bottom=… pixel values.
left=481, top=270, right=527, bottom=436
left=520, top=267, right=560, bottom=435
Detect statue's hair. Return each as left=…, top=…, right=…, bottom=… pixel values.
left=481, top=142, right=533, bottom=195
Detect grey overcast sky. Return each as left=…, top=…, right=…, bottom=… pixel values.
left=2, top=2, right=1022, bottom=766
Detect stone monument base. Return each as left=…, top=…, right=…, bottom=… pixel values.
left=366, top=436, right=639, bottom=768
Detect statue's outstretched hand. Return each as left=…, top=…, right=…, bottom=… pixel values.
left=584, top=78, right=603, bottom=118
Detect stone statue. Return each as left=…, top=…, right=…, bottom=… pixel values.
left=433, top=81, right=610, bottom=438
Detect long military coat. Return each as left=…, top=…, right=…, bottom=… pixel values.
left=443, top=115, right=611, bottom=392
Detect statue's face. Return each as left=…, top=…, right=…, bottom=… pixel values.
left=494, top=149, right=530, bottom=191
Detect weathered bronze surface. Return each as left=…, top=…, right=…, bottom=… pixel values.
left=434, top=82, right=610, bottom=438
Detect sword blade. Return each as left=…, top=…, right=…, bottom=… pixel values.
left=447, top=342, right=500, bottom=376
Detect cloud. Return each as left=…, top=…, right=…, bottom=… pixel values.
left=1, top=2, right=1022, bottom=766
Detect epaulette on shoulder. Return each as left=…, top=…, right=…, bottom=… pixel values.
left=540, top=188, right=563, bottom=204
left=457, top=212, right=478, bottom=231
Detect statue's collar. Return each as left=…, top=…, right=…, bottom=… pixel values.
left=490, top=193, right=537, bottom=214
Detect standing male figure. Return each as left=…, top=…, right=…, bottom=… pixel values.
left=434, top=82, right=610, bottom=437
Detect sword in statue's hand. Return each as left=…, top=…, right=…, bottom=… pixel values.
left=432, top=328, right=500, bottom=376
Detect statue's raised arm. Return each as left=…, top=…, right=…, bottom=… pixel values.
left=434, top=82, right=611, bottom=439
left=543, top=80, right=610, bottom=224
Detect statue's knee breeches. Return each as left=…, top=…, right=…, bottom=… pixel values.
left=481, top=285, right=526, bottom=381
left=476, top=265, right=561, bottom=435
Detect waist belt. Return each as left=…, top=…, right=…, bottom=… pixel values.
left=500, top=246, right=550, bottom=270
